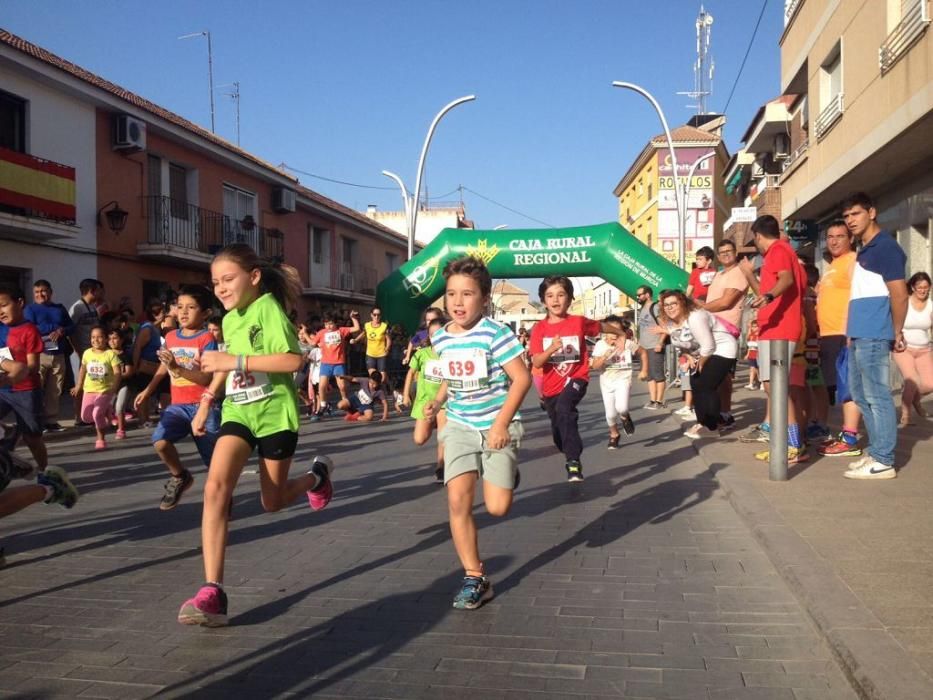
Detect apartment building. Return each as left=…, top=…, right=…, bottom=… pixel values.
left=0, top=29, right=410, bottom=318
left=779, top=0, right=932, bottom=274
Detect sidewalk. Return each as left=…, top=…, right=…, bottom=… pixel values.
left=677, top=379, right=933, bottom=700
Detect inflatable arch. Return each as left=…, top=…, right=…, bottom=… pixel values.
left=376, top=222, right=689, bottom=333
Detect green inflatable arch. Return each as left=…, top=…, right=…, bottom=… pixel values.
left=376, top=221, right=689, bottom=333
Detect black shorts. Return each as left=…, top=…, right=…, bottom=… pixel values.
left=219, top=422, right=298, bottom=460
left=0, top=389, right=43, bottom=435
left=365, top=356, right=387, bottom=372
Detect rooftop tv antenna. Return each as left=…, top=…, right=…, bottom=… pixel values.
left=677, top=6, right=715, bottom=114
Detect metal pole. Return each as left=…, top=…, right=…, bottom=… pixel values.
left=612, top=82, right=685, bottom=268
left=410, top=95, right=476, bottom=260
left=682, top=151, right=716, bottom=261
left=206, top=31, right=215, bottom=133
left=381, top=170, right=412, bottom=255
left=769, top=339, right=789, bottom=481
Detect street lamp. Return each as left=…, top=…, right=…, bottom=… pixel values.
left=409, top=95, right=476, bottom=260
left=381, top=170, right=412, bottom=244
left=682, top=151, right=716, bottom=263
left=611, top=81, right=686, bottom=268
left=179, top=31, right=216, bottom=133
left=493, top=224, right=509, bottom=230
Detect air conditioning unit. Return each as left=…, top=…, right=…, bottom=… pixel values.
left=272, top=187, right=296, bottom=213
left=773, top=133, right=790, bottom=160
left=112, top=114, right=146, bottom=151
left=751, top=159, right=765, bottom=178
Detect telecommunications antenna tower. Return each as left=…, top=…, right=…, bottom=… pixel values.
left=677, top=5, right=715, bottom=114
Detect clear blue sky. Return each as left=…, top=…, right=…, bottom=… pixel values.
left=4, top=0, right=782, bottom=253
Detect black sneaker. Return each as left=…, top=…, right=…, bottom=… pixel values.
left=565, top=460, right=584, bottom=483
left=160, top=470, right=194, bottom=511
left=620, top=414, right=635, bottom=436
left=607, top=435, right=620, bottom=450
left=44, top=422, right=66, bottom=433
left=718, top=414, right=736, bottom=432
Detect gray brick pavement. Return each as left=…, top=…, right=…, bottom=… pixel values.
left=0, top=382, right=857, bottom=698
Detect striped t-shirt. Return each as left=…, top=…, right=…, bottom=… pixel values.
left=431, top=317, right=524, bottom=431
left=847, top=230, right=906, bottom=341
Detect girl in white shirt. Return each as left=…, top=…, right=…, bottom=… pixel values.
left=591, top=315, right=638, bottom=449
left=660, top=290, right=738, bottom=439
left=893, top=272, right=933, bottom=426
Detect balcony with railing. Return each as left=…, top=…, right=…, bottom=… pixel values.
left=880, top=0, right=930, bottom=73
left=0, top=145, right=78, bottom=240
left=815, top=93, right=844, bottom=141
left=139, top=195, right=283, bottom=267
left=303, top=260, right=379, bottom=302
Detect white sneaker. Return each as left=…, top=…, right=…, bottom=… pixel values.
left=674, top=406, right=694, bottom=418
left=843, top=459, right=896, bottom=480
left=683, top=424, right=703, bottom=440
left=847, top=455, right=871, bottom=471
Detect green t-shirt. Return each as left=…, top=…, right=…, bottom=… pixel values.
left=410, top=346, right=443, bottom=404
left=221, top=293, right=300, bottom=437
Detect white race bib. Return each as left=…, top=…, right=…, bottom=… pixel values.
left=0, top=347, right=12, bottom=363
left=324, top=330, right=342, bottom=346
left=604, top=347, right=632, bottom=371
left=441, top=349, right=489, bottom=392
left=356, top=387, right=374, bottom=405
left=86, top=361, right=108, bottom=379
left=423, top=359, right=445, bottom=384
left=225, top=369, right=274, bottom=404
left=544, top=335, right=581, bottom=364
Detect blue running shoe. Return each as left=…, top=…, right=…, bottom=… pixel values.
left=452, top=575, right=493, bottom=610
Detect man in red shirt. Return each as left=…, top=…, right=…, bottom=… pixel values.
left=0, top=284, right=49, bottom=471
left=742, top=215, right=808, bottom=463
left=530, top=276, right=625, bottom=483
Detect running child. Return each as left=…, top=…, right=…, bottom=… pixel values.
left=399, top=315, right=447, bottom=482
left=745, top=319, right=760, bottom=389
left=177, top=244, right=334, bottom=627
left=133, top=285, right=220, bottom=511
left=423, top=256, right=530, bottom=610
left=591, top=315, right=637, bottom=449
left=309, top=310, right=361, bottom=420
left=529, top=276, right=626, bottom=482
left=0, top=284, right=48, bottom=471
left=70, top=326, right=123, bottom=450
left=337, top=371, right=389, bottom=422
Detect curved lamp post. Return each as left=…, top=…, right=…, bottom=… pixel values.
left=409, top=95, right=476, bottom=260
left=611, top=81, right=686, bottom=268
left=381, top=170, right=412, bottom=242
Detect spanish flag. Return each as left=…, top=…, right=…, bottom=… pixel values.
left=0, top=145, right=76, bottom=221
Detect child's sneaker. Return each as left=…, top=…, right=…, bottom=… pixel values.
left=343, top=412, right=359, bottom=422
left=37, top=466, right=79, bottom=509
left=565, top=460, right=584, bottom=483
left=452, top=575, right=493, bottom=610
left=94, top=439, right=107, bottom=450
left=620, top=414, right=635, bottom=436
left=307, top=456, right=334, bottom=511
left=674, top=405, right=694, bottom=418
left=115, top=429, right=127, bottom=440
left=754, top=446, right=809, bottom=464
left=740, top=423, right=770, bottom=443
left=160, top=470, right=194, bottom=511
left=178, top=583, right=228, bottom=627
left=818, top=435, right=861, bottom=457
left=607, top=435, right=620, bottom=450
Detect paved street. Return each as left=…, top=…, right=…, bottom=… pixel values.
left=0, top=380, right=878, bottom=699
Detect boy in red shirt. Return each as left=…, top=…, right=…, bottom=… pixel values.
left=310, top=310, right=361, bottom=420
left=686, top=247, right=717, bottom=302
left=529, top=276, right=626, bottom=483
left=134, top=285, right=219, bottom=510
left=0, top=284, right=49, bottom=472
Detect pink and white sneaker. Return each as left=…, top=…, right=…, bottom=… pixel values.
left=178, top=583, right=228, bottom=627
left=307, top=456, right=335, bottom=511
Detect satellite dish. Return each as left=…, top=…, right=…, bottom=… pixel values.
left=705, top=14, right=714, bottom=25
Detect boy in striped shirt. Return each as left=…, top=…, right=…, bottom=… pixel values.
left=424, top=256, right=531, bottom=610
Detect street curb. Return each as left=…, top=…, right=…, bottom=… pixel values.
left=685, top=427, right=933, bottom=700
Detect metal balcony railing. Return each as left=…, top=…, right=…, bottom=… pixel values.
left=337, top=262, right=377, bottom=295
left=880, top=0, right=930, bottom=74
left=142, top=195, right=283, bottom=259
left=815, top=94, right=844, bottom=141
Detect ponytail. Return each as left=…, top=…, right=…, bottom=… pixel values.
left=213, top=243, right=301, bottom=312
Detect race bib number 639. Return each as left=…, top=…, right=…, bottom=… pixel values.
left=441, top=349, right=488, bottom=392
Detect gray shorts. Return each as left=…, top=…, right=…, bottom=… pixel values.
left=758, top=340, right=797, bottom=383
left=819, top=335, right=846, bottom=387
left=438, top=420, right=523, bottom=489
left=641, top=348, right=666, bottom=382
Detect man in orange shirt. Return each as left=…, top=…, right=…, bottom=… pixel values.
left=816, top=220, right=863, bottom=457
